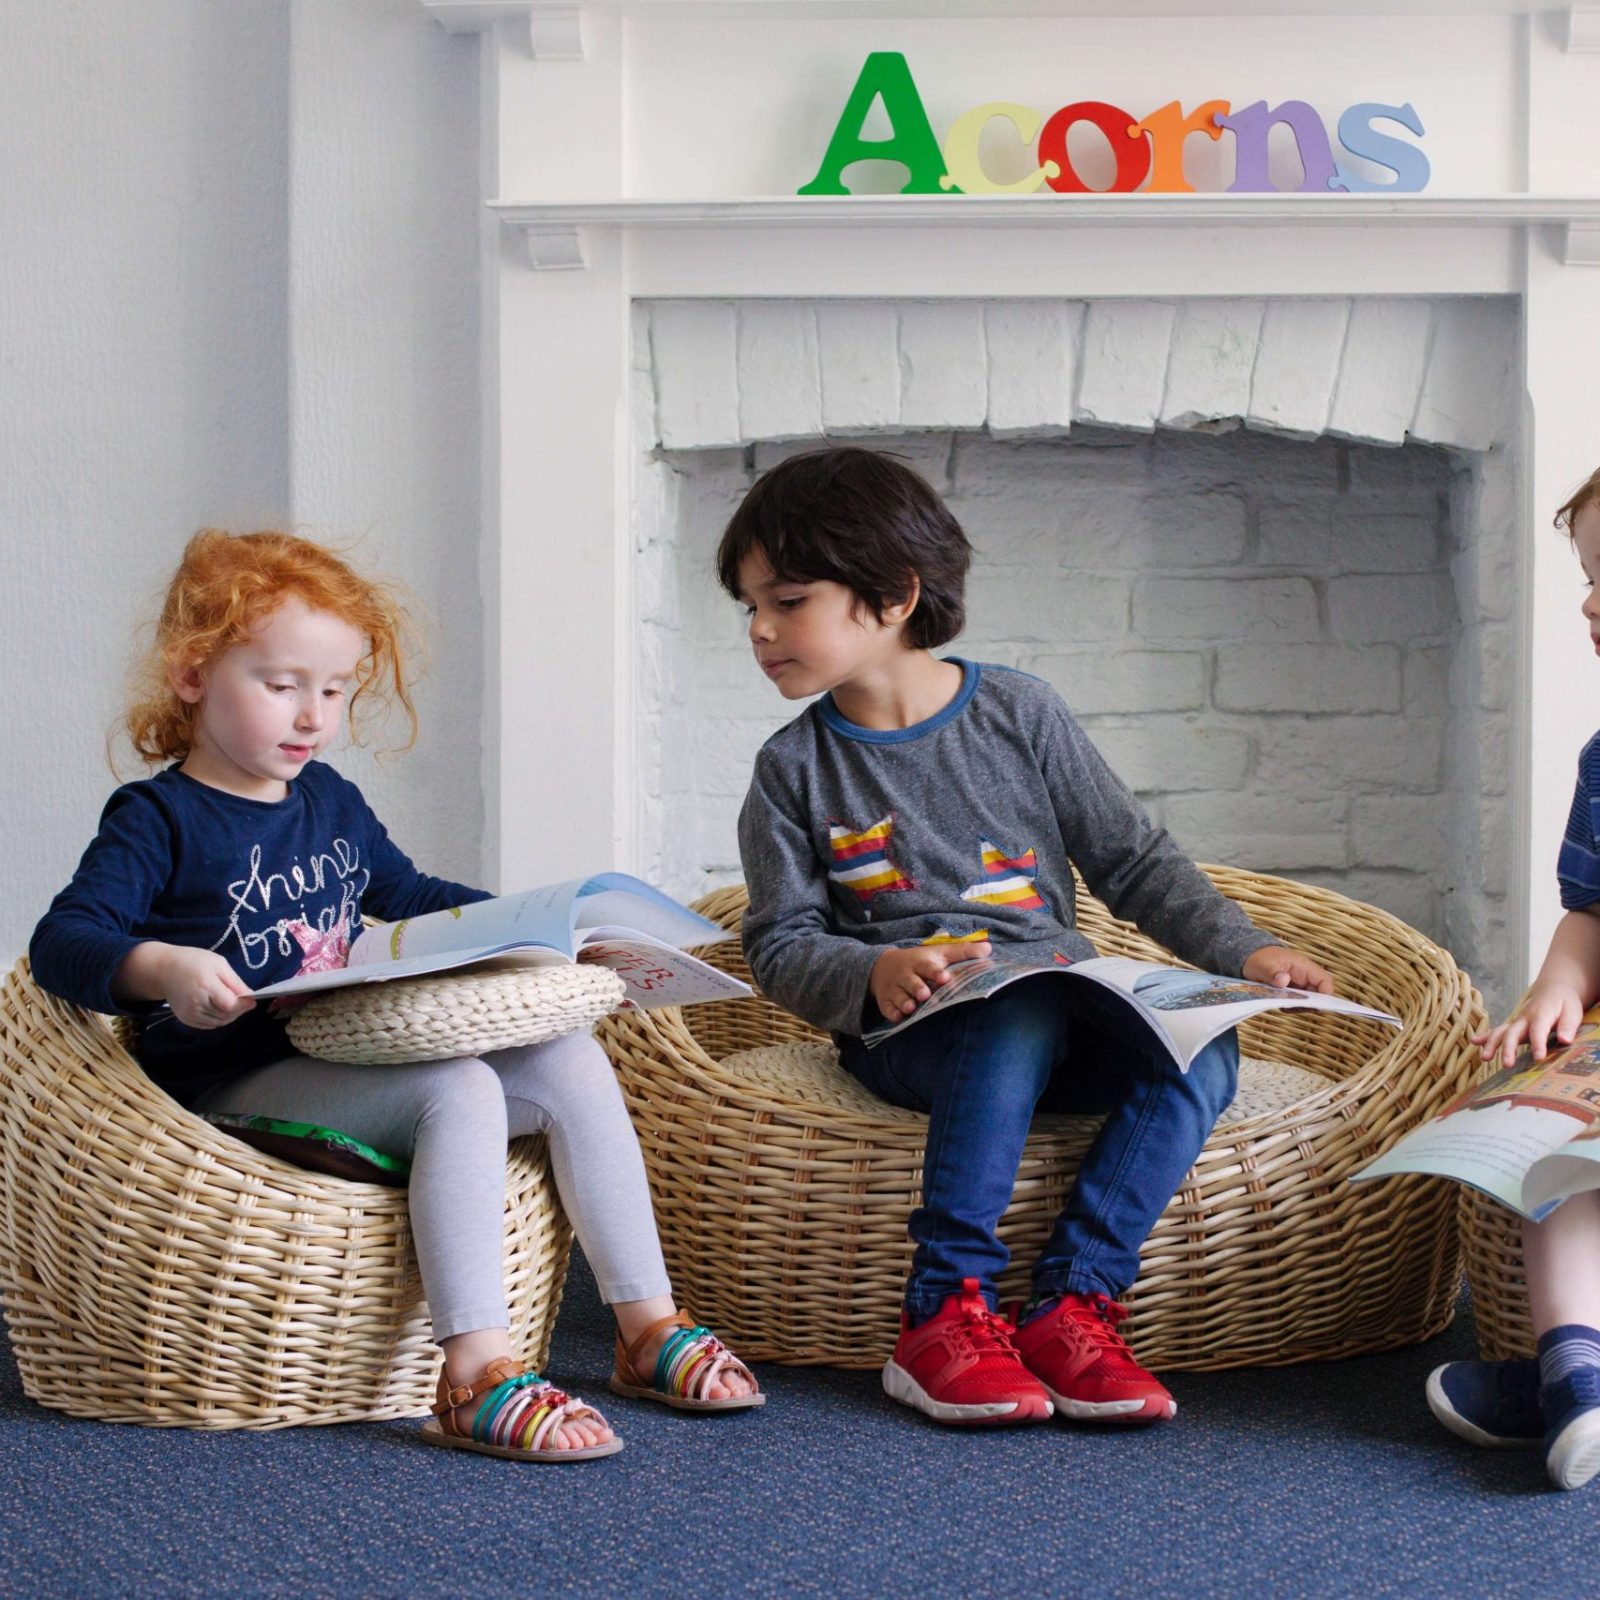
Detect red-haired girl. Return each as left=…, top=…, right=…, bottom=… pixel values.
left=31, top=530, right=760, bottom=1460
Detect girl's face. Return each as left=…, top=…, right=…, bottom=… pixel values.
left=736, top=553, right=912, bottom=702
left=174, top=597, right=364, bottom=801
left=1577, top=504, right=1600, bottom=655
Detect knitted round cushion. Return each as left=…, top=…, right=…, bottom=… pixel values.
left=284, top=964, right=628, bottom=1065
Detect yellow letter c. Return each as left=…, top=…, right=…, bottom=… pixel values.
left=940, top=102, right=1059, bottom=194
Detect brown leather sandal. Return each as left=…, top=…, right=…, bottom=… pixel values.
left=608, top=1312, right=765, bottom=1411
left=419, top=1356, right=623, bottom=1461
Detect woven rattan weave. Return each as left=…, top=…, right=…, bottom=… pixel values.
left=1460, top=1189, right=1537, bottom=1360
left=0, top=961, right=573, bottom=1428
left=596, top=868, right=1483, bottom=1371
left=285, top=963, right=626, bottom=1065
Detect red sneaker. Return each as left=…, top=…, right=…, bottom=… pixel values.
left=1013, top=1292, right=1175, bottom=1424
left=882, top=1278, right=1054, bottom=1426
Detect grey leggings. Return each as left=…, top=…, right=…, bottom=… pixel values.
left=196, top=1031, right=671, bottom=1340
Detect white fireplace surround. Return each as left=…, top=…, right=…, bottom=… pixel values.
left=433, top=0, right=1600, bottom=998
left=632, top=293, right=1518, bottom=1006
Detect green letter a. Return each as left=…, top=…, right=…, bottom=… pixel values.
left=798, top=52, right=958, bottom=195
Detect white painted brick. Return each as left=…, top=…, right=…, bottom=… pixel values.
left=964, top=572, right=1127, bottom=643
left=1479, top=620, right=1514, bottom=711
left=1075, top=301, right=1176, bottom=431
left=1350, top=795, right=1455, bottom=869
left=1084, top=719, right=1252, bottom=793
left=896, top=302, right=988, bottom=430
left=1027, top=649, right=1206, bottom=714
left=1160, top=300, right=1263, bottom=429
left=1255, top=716, right=1445, bottom=794
left=684, top=717, right=782, bottom=798
left=1215, top=644, right=1402, bottom=712
left=1133, top=577, right=1317, bottom=642
left=1346, top=440, right=1452, bottom=494
left=1412, top=298, right=1516, bottom=452
left=1479, top=793, right=1512, bottom=896
left=1327, top=299, right=1434, bottom=446
left=1329, top=505, right=1442, bottom=573
left=1248, top=300, right=1351, bottom=439
left=1475, top=711, right=1512, bottom=797
left=1403, top=647, right=1450, bottom=717
left=953, top=436, right=1153, bottom=506
left=1326, top=575, right=1455, bottom=643
left=985, top=301, right=1079, bottom=437
left=818, top=303, right=900, bottom=432
left=1111, top=492, right=1248, bottom=567
left=1296, top=870, right=1440, bottom=936
left=737, top=304, right=823, bottom=443
left=1160, top=793, right=1349, bottom=872
left=651, top=303, right=740, bottom=449
left=952, top=485, right=1118, bottom=567
left=1156, top=428, right=1342, bottom=491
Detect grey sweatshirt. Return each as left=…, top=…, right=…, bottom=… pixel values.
left=737, top=659, right=1276, bottom=1037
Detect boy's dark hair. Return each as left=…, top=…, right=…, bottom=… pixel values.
left=716, top=447, right=971, bottom=650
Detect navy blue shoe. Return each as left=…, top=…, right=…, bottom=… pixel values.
left=1542, top=1366, right=1600, bottom=1489
left=1426, top=1359, right=1542, bottom=1448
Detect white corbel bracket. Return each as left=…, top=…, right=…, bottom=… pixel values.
left=1563, top=222, right=1600, bottom=266
left=1565, top=7, right=1600, bottom=49
left=420, top=2, right=584, bottom=58
left=524, top=226, right=587, bottom=270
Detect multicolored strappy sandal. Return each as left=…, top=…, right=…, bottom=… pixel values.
left=419, top=1356, right=623, bottom=1461
left=608, top=1311, right=765, bottom=1412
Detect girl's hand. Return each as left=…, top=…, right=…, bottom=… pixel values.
left=870, top=942, right=991, bottom=1022
left=132, top=944, right=257, bottom=1030
left=1241, top=944, right=1334, bottom=995
left=1475, top=981, right=1587, bottom=1067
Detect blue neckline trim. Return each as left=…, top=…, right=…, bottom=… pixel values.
left=818, top=658, right=979, bottom=745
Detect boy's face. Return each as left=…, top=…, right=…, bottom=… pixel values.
left=737, top=553, right=908, bottom=701
left=1577, top=504, right=1600, bottom=656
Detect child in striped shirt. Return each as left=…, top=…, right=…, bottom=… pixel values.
left=1429, top=465, right=1600, bottom=1490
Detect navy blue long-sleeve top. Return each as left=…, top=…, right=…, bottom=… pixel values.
left=30, top=762, right=488, bottom=1106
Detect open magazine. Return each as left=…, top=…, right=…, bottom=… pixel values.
left=862, top=952, right=1399, bottom=1064
left=253, top=873, right=751, bottom=1012
left=1352, top=1010, right=1600, bottom=1221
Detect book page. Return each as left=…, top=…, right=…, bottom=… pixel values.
left=344, top=881, right=587, bottom=972
left=577, top=932, right=752, bottom=1009
left=572, top=875, right=732, bottom=949
left=1062, top=958, right=1398, bottom=1066
left=1354, top=1030, right=1600, bottom=1220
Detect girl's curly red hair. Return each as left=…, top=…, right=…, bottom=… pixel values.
left=1556, top=468, right=1600, bottom=536
left=126, top=530, right=419, bottom=765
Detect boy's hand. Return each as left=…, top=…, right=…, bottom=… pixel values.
left=870, top=942, right=992, bottom=1022
left=1242, top=944, right=1334, bottom=995
left=1475, top=979, right=1587, bottom=1067
left=116, top=943, right=257, bottom=1030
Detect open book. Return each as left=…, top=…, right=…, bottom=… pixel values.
left=253, top=873, right=751, bottom=1012
left=1352, top=1011, right=1600, bottom=1221
left=863, top=952, right=1398, bottom=1064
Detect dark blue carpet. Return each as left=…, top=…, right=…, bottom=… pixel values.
left=0, top=1258, right=1590, bottom=1599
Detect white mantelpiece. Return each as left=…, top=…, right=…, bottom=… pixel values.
left=434, top=0, right=1600, bottom=993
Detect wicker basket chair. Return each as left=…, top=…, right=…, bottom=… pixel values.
left=1460, top=1191, right=1537, bottom=1361
left=597, top=868, right=1483, bottom=1371
left=0, top=960, right=572, bottom=1429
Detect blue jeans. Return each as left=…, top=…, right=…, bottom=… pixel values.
left=837, top=975, right=1239, bottom=1324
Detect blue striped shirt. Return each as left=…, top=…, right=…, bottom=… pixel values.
left=1558, top=734, right=1600, bottom=910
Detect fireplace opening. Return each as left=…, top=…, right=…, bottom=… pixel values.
left=638, top=421, right=1514, bottom=1015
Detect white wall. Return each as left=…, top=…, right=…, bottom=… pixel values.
left=0, top=0, right=484, bottom=964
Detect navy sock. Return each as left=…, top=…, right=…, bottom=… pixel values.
left=1538, top=1324, right=1600, bottom=1387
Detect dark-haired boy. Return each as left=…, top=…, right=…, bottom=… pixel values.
left=722, top=446, right=1331, bottom=1427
